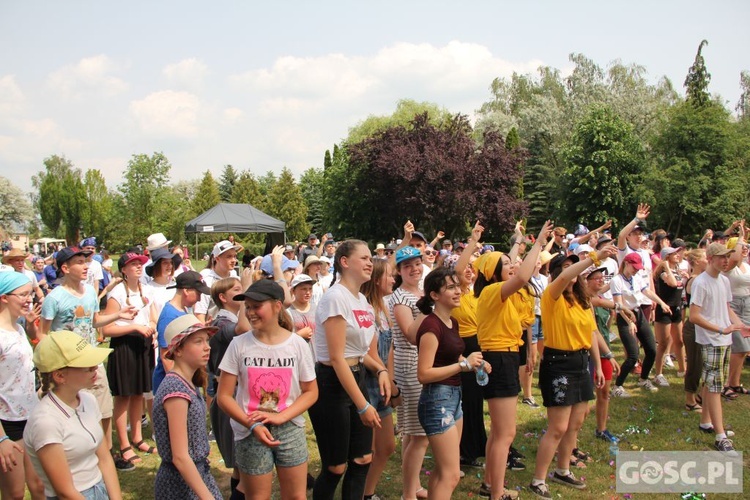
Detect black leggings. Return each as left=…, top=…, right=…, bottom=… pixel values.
left=459, top=335, right=487, bottom=462
left=615, top=308, right=656, bottom=386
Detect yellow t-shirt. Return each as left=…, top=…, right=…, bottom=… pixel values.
left=540, top=289, right=595, bottom=351
left=476, top=281, right=521, bottom=351
left=452, top=292, right=478, bottom=338
left=512, top=288, right=536, bottom=329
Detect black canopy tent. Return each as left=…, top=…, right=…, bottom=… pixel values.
left=185, top=203, right=286, bottom=256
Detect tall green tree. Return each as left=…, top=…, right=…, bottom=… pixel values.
left=193, top=170, right=221, bottom=215
left=258, top=171, right=277, bottom=201
left=267, top=168, right=309, bottom=241
left=561, top=106, right=645, bottom=227
left=323, top=150, right=332, bottom=169
left=231, top=171, right=264, bottom=207
left=299, top=167, right=325, bottom=233
left=119, top=152, right=172, bottom=244
left=32, top=155, right=75, bottom=236
left=219, top=164, right=238, bottom=202
left=684, top=40, right=711, bottom=107
left=81, top=169, right=113, bottom=243
left=0, top=176, right=34, bottom=230
left=59, top=169, right=86, bottom=243
left=737, top=71, right=750, bottom=119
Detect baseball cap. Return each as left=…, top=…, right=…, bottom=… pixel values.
left=573, top=244, right=594, bottom=256
left=706, top=243, right=734, bottom=257
left=549, top=253, right=579, bottom=275
left=284, top=244, right=295, bottom=253
left=307, top=233, right=318, bottom=241
left=671, top=238, right=686, bottom=249
left=411, top=231, right=427, bottom=243
left=55, top=246, right=93, bottom=268
left=596, top=236, right=613, bottom=249
left=660, top=247, right=679, bottom=259
left=118, top=252, right=149, bottom=271
left=166, top=270, right=211, bottom=295
left=33, top=331, right=113, bottom=373
left=573, top=224, right=589, bottom=237
left=395, top=246, right=422, bottom=265
left=233, top=280, right=285, bottom=302
left=623, top=252, right=644, bottom=270
left=164, top=314, right=218, bottom=360
left=212, top=240, right=244, bottom=258
left=291, top=274, right=317, bottom=288
left=79, top=237, right=97, bottom=249
left=260, top=254, right=300, bottom=276
left=582, top=265, right=608, bottom=279
left=711, top=232, right=729, bottom=242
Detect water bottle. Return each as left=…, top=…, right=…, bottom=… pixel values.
left=609, top=440, right=619, bottom=459
left=476, top=360, right=489, bottom=386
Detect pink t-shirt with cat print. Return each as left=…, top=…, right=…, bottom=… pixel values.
left=219, top=331, right=315, bottom=440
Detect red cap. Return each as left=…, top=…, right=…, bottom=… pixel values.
left=623, top=252, right=644, bottom=271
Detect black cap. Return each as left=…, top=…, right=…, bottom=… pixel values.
left=595, top=236, right=613, bottom=249
left=549, top=253, right=579, bottom=275
left=167, top=271, right=211, bottom=295
left=56, top=246, right=93, bottom=269
left=672, top=238, right=687, bottom=249
left=411, top=231, right=427, bottom=242
left=233, top=280, right=285, bottom=302
left=712, top=232, right=729, bottom=242
left=308, top=233, right=318, bottom=241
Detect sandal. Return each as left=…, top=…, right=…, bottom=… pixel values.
left=730, top=385, right=749, bottom=395
left=120, top=446, right=142, bottom=464
left=569, top=456, right=588, bottom=468
left=721, top=387, right=739, bottom=400
left=572, top=448, right=593, bottom=462
left=695, top=394, right=702, bottom=405
left=416, top=487, right=428, bottom=499
left=685, top=403, right=702, bottom=412
left=135, top=440, right=157, bottom=455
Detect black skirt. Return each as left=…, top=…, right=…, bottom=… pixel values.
left=107, top=333, right=154, bottom=396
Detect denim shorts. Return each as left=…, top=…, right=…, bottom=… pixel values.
left=418, top=383, right=463, bottom=436
left=235, top=421, right=308, bottom=475
left=48, top=479, right=107, bottom=500
left=532, top=315, right=543, bottom=342
left=365, top=328, right=394, bottom=417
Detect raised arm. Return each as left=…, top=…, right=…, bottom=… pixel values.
left=500, top=221, right=553, bottom=302
left=618, top=204, right=650, bottom=250
left=547, top=245, right=617, bottom=300
left=507, top=220, right=525, bottom=263
left=455, top=221, right=484, bottom=276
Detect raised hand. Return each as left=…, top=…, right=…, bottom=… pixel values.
left=470, top=221, right=485, bottom=242
left=636, top=204, right=651, bottom=220
left=536, top=220, right=554, bottom=246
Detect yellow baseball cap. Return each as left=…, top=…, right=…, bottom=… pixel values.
left=34, top=331, right=113, bottom=373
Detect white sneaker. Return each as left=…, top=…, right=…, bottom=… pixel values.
left=677, top=371, right=686, bottom=378
left=654, top=374, right=670, bottom=387
left=611, top=385, right=631, bottom=398
left=664, top=356, right=675, bottom=369
left=609, top=332, right=618, bottom=343
left=638, top=379, right=659, bottom=392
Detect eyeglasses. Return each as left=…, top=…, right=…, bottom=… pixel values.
left=6, top=291, right=33, bottom=298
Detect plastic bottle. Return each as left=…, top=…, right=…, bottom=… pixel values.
left=609, top=440, right=619, bottom=459
left=476, top=360, right=489, bottom=386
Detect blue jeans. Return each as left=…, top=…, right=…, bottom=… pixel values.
left=48, top=479, right=108, bottom=500
left=418, top=384, right=463, bottom=436
left=365, top=328, right=394, bottom=417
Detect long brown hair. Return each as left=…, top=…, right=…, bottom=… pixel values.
left=360, top=259, right=392, bottom=329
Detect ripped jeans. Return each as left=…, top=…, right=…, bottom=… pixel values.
left=418, top=383, right=463, bottom=436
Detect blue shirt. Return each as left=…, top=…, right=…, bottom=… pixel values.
left=41, top=285, right=100, bottom=347
left=152, top=302, right=186, bottom=394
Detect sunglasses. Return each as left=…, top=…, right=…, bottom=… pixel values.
left=424, top=250, right=437, bottom=256
left=385, top=250, right=394, bottom=255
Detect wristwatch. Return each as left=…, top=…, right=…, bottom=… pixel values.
left=459, top=359, right=470, bottom=372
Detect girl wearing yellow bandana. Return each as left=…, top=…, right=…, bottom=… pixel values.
left=474, top=221, right=553, bottom=500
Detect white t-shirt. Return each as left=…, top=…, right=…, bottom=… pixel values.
left=530, top=274, right=548, bottom=316
left=723, top=265, right=750, bottom=299
left=618, top=247, right=653, bottom=305
left=147, top=280, right=177, bottom=321
left=24, top=391, right=103, bottom=497
left=691, top=272, right=733, bottom=347
left=609, top=273, right=649, bottom=311
left=85, top=259, right=103, bottom=289
left=0, top=325, right=37, bottom=420
left=22, top=269, right=39, bottom=288
left=195, top=268, right=237, bottom=316
left=600, top=257, right=619, bottom=300
left=314, top=284, right=376, bottom=363
left=219, top=332, right=315, bottom=437
left=108, top=283, right=154, bottom=327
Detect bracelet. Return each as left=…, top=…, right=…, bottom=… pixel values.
left=275, top=279, right=287, bottom=284
left=588, top=251, right=601, bottom=267
left=0, top=435, right=9, bottom=445
left=249, top=422, right=264, bottom=434
left=392, top=388, right=401, bottom=398
left=357, top=402, right=371, bottom=415
left=376, top=369, right=388, bottom=378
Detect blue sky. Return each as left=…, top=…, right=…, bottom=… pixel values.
left=1, top=1, right=748, bottom=193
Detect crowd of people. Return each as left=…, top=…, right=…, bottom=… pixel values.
left=0, top=209, right=749, bottom=500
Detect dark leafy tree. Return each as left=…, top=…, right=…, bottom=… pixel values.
left=737, top=71, right=750, bottom=119
left=219, top=164, right=238, bottom=202
left=231, top=171, right=264, bottom=207
left=193, top=170, right=221, bottom=216
left=323, top=150, right=332, bottom=169
left=32, top=155, right=75, bottom=236
left=684, top=40, right=711, bottom=107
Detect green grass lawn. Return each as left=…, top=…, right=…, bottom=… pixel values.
left=107, top=339, right=749, bottom=499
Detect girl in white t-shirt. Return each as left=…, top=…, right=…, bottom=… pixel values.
left=24, top=331, right=120, bottom=499
left=217, top=280, right=317, bottom=500
left=308, top=240, right=391, bottom=500
left=0, top=273, right=44, bottom=499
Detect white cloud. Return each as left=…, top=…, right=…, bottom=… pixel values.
left=129, top=90, right=202, bottom=138
left=222, top=107, right=244, bottom=123
left=47, top=55, right=128, bottom=99
left=163, top=58, right=208, bottom=88
left=0, top=75, right=25, bottom=116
